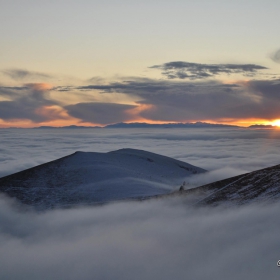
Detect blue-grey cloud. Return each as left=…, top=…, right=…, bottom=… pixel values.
left=2, top=69, right=52, bottom=81
left=1, top=67, right=278, bottom=124
left=150, top=61, right=268, bottom=79
left=72, top=78, right=280, bottom=122
left=0, top=84, right=57, bottom=122
left=65, top=102, right=137, bottom=124
left=270, top=49, right=280, bottom=64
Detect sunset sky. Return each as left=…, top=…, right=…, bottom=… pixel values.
left=0, top=0, right=280, bottom=127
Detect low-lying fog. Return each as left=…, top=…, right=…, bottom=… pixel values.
left=1, top=127, right=280, bottom=279
left=1, top=128, right=280, bottom=186
left=0, top=195, right=279, bottom=280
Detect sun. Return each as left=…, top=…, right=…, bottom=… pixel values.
left=271, top=119, right=280, bottom=127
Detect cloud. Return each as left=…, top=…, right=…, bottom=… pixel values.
left=75, top=78, right=170, bottom=93
left=2, top=77, right=279, bottom=126
left=65, top=102, right=138, bottom=124
left=0, top=83, right=60, bottom=122
left=0, top=195, right=279, bottom=280
left=1, top=127, right=280, bottom=179
left=2, top=69, right=52, bottom=81
left=185, top=167, right=248, bottom=189
left=149, top=61, right=268, bottom=79
left=1, top=127, right=280, bottom=279
left=270, top=49, right=280, bottom=64
left=75, top=78, right=280, bottom=122
left=0, top=64, right=278, bottom=126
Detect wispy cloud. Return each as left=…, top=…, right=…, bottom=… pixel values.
left=270, top=49, right=280, bottom=64
left=2, top=69, right=52, bottom=81
left=149, top=61, right=268, bottom=79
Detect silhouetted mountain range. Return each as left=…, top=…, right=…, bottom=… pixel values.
left=3, top=122, right=278, bottom=129
left=29, top=122, right=240, bottom=129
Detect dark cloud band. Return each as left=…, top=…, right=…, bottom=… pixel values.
left=71, top=78, right=280, bottom=122
left=0, top=84, right=57, bottom=122
left=65, top=102, right=137, bottom=124
left=150, top=61, right=268, bottom=79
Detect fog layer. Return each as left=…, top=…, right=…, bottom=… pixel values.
left=0, top=196, right=279, bottom=280
left=1, top=128, right=280, bottom=187
left=1, top=128, right=280, bottom=279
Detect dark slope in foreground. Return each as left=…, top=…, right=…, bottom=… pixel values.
left=0, top=149, right=205, bottom=209
left=158, top=163, right=280, bottom=206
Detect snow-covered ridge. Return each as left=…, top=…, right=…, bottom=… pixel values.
left=0, top=148, right=206, bottom=209
left=158, top=163, right=280, bottom=206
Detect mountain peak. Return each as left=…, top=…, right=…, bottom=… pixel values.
left=0, top=149, right=205, bottom=209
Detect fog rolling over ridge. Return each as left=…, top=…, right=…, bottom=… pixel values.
left=160, top=162, right=280, bottom=206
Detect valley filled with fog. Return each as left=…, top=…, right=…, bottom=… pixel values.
left=2, top=127, right=280, bottom=185
left=1, top=127, right=280, bottom=279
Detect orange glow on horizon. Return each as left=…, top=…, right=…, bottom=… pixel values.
left=1, top=107, right=280, bottom=129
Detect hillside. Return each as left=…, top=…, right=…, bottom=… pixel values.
left=0, top=149, right=205, bottom=209
left=161, top=163, right=280, bottom=206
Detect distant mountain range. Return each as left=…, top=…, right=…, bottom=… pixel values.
left=32, top=122, right=240, bottom=129
left=248, top=124, right=274, bottom=129
left=33, top=125, right=101, bottom=129
left=105, top=122, right=240, bottom=128
left=2, top=122, right=277, bottom=129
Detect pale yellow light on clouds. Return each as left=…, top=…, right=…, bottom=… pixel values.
left=51, top=88, right=140, bottom=107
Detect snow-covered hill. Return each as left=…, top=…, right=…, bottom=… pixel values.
left=0, top=148, right=206, bottom=209
left=160, top=163, right=280, bottom=206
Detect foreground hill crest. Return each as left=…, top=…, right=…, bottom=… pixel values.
left=0, top=148, right=205, bottom=209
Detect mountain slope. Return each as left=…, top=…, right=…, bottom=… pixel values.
left=160, top=163, right=280, bottom=206
left=0, top=149, right=205, bottom=209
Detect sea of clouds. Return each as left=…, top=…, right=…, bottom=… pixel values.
left=1, top=127, right=280, bottom=279
left=1, top=127, right=280, bottom=182
left=0, top=195, right=279, bottom=280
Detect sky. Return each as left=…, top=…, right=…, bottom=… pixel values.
left=0, top=0, right=280, bottom=127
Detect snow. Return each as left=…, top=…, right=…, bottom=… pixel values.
left=175, top=164, right=280, bottom=206
left=3, top=147, right=279, bottom=209
left=0, top=148, right=206, bottom=209
left=151, top=162, right=280, bottom=207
